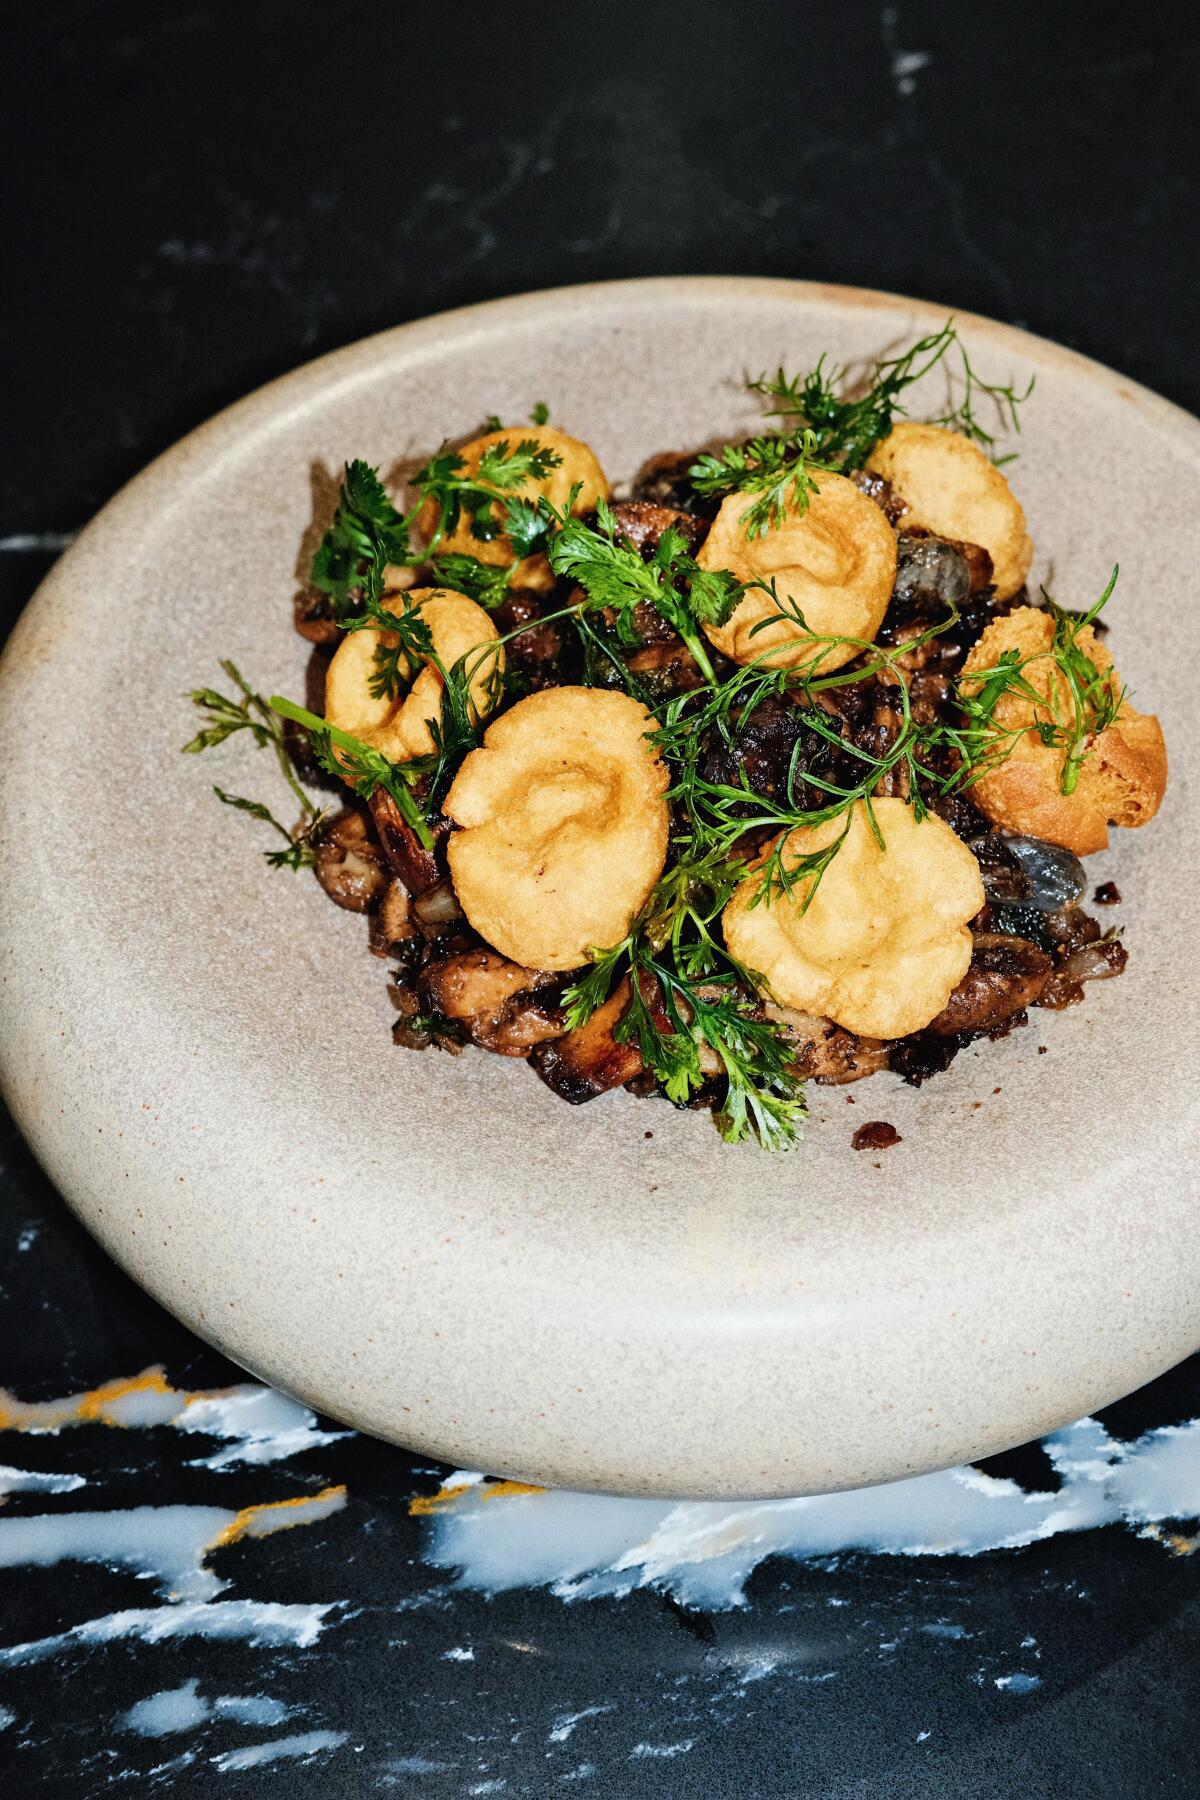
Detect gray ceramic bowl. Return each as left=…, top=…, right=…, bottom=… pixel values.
left=1, top=278, right=1196, bottom=1498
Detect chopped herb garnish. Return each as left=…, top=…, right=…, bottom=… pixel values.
left=692, top=320, right=1033, bottom=535
left=945, top=567, right=1124, bottom=796
left=547, top=498, right=742, bottom=685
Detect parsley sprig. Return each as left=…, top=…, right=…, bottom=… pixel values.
left=310, top=463, right=413, bottom=620
left=311, top=434, right=561, bottom=624
left=416, top=436, right=561, bottom=558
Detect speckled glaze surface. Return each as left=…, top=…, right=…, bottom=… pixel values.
left=1, top=278, right=1196, bottom=1499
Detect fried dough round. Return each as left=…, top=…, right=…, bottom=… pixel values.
left=697, top=472, right=897, bottom=672
left=445, top=688, right=669, bottom=972
left=423, top=425, right=609, bottom=591
left=865, top=420, right=1032, bottom=601
left=959, top=606, right=1167, bottom=854
left=723, top=799, right=985, bottom=1038
left=323, top=587, right=503, bottom=767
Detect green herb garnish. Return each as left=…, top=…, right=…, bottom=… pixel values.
left=211, top=787, right=327, bottom=870
left=562, top=846, right=807, bottom=1150
left=310, top=462, right=412, bottom=620
left=691, top=320, right=1034, bottom=534
left=267, top=696, right=435, bottom=849
left=183, top=661, right=325, bottom=866
left=945, top=568, right=1124, bottom=797
left=547, top=498, right=742, bottom=685
left=415, top=436, right=562, bottom=556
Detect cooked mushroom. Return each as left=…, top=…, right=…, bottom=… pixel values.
left=420, top=950, right=565, bottom=1056
left=1035, top=937, right=1128, bottom=1010
left=530, top=979, right=645, bottom=1102
left=924, top=933, right=1052, bottom=1036
left=763, top=1004, right=891, bottom=1084
left=493, top=589, right=568, bottom=685
left=629, top=449, right=714, bottom=512
left=847, top=466, right=910, bottom=524
left=368, top=879, right=419, bottom=959
left=367, top=790, right=445, bottom=895
left=606, top=500, right=708, bottom=557
left=293, top=587, right=341, bottom=645
left=311, top=809, right=388, bottom=912
left=624, top=639, right=706, bottom=703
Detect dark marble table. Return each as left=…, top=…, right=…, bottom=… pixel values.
left=2, top=3, right=1198, bottom=1794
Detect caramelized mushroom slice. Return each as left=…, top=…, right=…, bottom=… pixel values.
left=293, top=587, right=341, bottom=645
left=924, top=932, right=1052, bottom=1036
left=763, top=1004, right=891, bottom=1084
left=368, top=879, right=419, bottom=959
left=311, top=810, right=388, bottom=912
left=1035, top=937, right=1128, bottom=1011
left=530, top=979, right=645, bottom=1102
left=420, top=950, right=565, bottom=1056
left=368, top=790, right=445, bottom=896
left=606, top=500, right=708, bottom=557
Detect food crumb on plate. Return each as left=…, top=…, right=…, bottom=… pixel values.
left=852, top=1121, right=902, bottom=1151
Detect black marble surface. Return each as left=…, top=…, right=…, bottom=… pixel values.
left=2, top=3, right=1199, bottom=1794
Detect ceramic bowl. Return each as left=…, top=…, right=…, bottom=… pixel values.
left=1, top=278, right=1196, bottom=1497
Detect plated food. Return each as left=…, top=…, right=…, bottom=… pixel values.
left=186, top=324, right=1167, bottom=1149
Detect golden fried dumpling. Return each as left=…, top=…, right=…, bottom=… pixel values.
left=723, top=798, right=985, bottom=1038
left=444, top=688, right=669, bottom=972
left=865, top=420, right=1032, bottom=601
left=959, top=606, right=1167, bottom=854
left=696, top=472, right=897, bottom=673
left=323, top=587, right=503, bottom=767
left=423, top=425, right=609, bottom=591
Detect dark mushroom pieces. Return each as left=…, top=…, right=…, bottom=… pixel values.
left=493, top=590, right=569, bottom=687
left=368, top=789, right=446, bottom=896
left=368, top=879, right=419, bottom=960
left=530, top=978, right=646, bottom=1102
left=311, top=809, right=388, bottom=912
left=624, top=640, right=706, bottom=704
left=764, top=1005, right=891, bottom=1085
left=293, top=586, right=342, bottom=646
left=419, top=950, right=565, bottom=1057
left=629, top=449, right=716, bottom=513
left=605, top=499, right=709, bottom=557
left=925, top=932, right=1053, bottom=1036
left=1035, top=937, right=1128, bottom=1011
